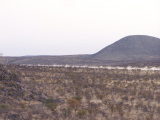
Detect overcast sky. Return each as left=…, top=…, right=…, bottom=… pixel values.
left=0, top=0, right=160, bottom=56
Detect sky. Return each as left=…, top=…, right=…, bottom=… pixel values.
left=0, top=0, right=160, bottom=56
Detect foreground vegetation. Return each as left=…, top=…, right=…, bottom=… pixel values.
left=0, top=64, right=160, bottom=120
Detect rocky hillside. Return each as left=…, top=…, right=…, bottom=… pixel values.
left=0, top=65, right=54, bottom=120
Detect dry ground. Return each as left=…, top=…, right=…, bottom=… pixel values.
left=0, top=64, right=160, bottom=120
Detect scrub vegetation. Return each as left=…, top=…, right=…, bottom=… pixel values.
left=0, top=64, right=160, bottom=120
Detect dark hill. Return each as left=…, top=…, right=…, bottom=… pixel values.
left=91, top=35, right=160, bottom=61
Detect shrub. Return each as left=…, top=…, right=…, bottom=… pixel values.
left=67, top=99, right=79, bottom=113
left=19, top=101, right=27, bottom=109
left=77, top=109, right=87, bottom=118
left=0, top=104, right=9, bottom=109
left=72, top=96, right=82, bottom=102
left=44, top=98, right=58, bottom=111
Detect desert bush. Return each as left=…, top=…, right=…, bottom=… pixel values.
left=67, top=99, right=79, bottom=114
left=0, top=104, right=9, bottom=109
left=19, top=101, right=28, bottom=109
left=77, top=109, right=87, bottom=118
left=44, top=98, right=58, bottom=111
left=72, top=96, right=82, bottom=102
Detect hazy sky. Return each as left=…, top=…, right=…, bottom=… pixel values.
left=0, top=0, right=160, bottom=56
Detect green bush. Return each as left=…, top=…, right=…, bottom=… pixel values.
left=77, top=109, right=87, bottom=118
left=44, top=98, right=56, bottom=104
left=72, top=96, right=82, bottom=102
left=45, top=103, right=57, bottom=111
left=44, top=98, right=58, bottom=111
left=0, top=104, right=9, bottom=109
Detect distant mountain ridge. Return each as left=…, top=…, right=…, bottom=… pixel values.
left=91, top=35, right=160, bottom=61
left=1, top=35, right=160, bottom=66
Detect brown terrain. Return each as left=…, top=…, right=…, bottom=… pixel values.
left=0, top=35, right=160, bottom=120
left=0, top=64, right=160, bottom=120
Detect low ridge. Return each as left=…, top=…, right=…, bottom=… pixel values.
left=1, top=35, right=160, bottom=66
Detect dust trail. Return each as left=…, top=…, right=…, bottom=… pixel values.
left=24, top=64, right=160, bottom=71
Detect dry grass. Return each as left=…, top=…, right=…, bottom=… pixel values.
left=0, top=64, right=160, bottom=120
